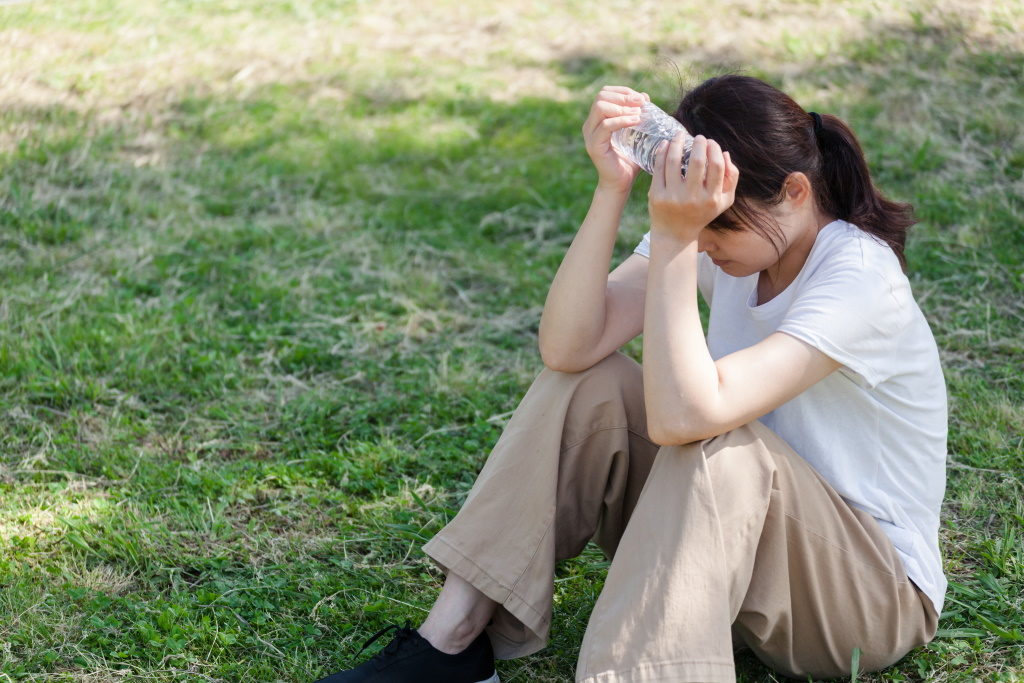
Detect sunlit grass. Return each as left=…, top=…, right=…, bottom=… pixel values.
left=0, top=0, right=1022, bottom=680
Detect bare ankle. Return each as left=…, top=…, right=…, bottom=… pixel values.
left=417, top=572, right=498, bottom=655
left=418, top=617, right=484, bottom=655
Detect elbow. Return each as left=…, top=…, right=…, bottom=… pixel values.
left=538, top=335, right=565, bottom=372
left=646, top=416, right=680, bottom=446
left=539, top=340, right=589, bottom=374
left=646, top=413, right=715, bottom=447
left=646, top=422, right=692, bottom=447
left=541, top=352, right=586, bottom=374
left=542, top=356, right=572, bottom=373
left=539, top=340, right=568, bottom=373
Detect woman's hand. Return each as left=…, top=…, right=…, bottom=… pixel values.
left=582, top=85, right=650, bottom=194
left=648, top=132, right=739, bottom=243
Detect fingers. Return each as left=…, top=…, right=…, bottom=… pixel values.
left=594, top=100, right=643, bottom=118
left=686, top=135, right=708, bottom=188
left=600, top=85, right=650, bottom=104
left=583, top=86, right=650, bottom=136
left=664, top=130, right=689, bottom=189
left=655, top=134, right=730, bottom=194
left=599, top=114, right=643, bottom=135
left=584, top=98, right=643, bottom=137
left=599, top=91, right=647, bottom=106
left=651, top=139, right=667, bottom=192
left=584, top=107, right=641, bottom=139
left=723, top=151, right=740, bottom=195
left=704, top=139, right=725, bottom=193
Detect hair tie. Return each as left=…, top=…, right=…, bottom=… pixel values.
left=809, top=111, right=823, bottom=133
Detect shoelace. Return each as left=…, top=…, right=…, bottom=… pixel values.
left=355, top=619, right=419, bottom=662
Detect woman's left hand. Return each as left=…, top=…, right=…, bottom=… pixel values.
left=648, top=133, right=739, bottom=244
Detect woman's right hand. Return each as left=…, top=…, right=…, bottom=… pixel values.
left=582, top=86, right=650, bottom=194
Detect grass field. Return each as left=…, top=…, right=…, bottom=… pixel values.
left=1, top=0, right=1022, bottom=680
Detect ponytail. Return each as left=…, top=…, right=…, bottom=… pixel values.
left=674, top=75, right=917, bottom=272
left=814, top=114, right=915, bottom=271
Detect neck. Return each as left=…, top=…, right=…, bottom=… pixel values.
left=757, top=212, right=835, bottom=304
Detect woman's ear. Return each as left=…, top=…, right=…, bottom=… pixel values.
left=783, top=172, right=813, bottom=208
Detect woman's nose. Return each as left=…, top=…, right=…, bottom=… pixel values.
left=697, top=231, right=713, bottom=253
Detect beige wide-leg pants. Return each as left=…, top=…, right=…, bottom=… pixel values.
left=421, top=351, right=938, bottom=682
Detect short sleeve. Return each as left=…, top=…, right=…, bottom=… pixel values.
left=633, top=230, right=716, bottom=304
left=633, top=231, right=652, bottom=258
left=776, top=260, right=913, bottom=388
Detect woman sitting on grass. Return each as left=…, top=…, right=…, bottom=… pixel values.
left=315, top=74, right=947, bottom=683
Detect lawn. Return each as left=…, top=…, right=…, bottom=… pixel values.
left=0, top=0, right=1021, bottom=681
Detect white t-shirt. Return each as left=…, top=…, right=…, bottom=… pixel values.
left=633, top=219, right=947, bottom=615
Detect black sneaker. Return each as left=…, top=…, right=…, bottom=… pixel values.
left=313, top=619, right=499, bottom=683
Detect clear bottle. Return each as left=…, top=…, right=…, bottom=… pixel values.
left=610, top=101, right=694, bottom=176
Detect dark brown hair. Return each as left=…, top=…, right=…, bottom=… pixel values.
left=673, top=74, right=916, bottom=270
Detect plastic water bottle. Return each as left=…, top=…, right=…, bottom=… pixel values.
left=610, top=101, right=694, bottom=176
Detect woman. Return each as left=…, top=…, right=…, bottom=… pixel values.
left=316, top=74, right=946, bottom=683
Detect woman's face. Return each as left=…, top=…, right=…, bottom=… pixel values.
left=697, top=187, right=820, bottom=278
left=697, top=216, right=795, bottom=278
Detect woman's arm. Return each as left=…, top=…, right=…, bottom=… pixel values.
left=643, top=235, right=839, bottom=445
left=538, top=86, right=650, bottom=372
left=643, top=133, right=840, bottom=445
left=538, top=187, right=646, bottom=372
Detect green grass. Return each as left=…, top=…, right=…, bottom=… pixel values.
left=0, top=0, right=1022, bottom=680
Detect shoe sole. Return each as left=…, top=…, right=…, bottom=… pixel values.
left=475, top=673, right=500, bottom=683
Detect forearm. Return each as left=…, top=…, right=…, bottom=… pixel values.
left=538, top=185, right=630, bottom=367
left=642, top=233, right=721, bottom=444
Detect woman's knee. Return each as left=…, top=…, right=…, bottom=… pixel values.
left=701, top=422, right=788, bottom=471
left=567, top=351, right=643, bottom=411
left=648, top=422, right=779, bottom=499
left=538, top=350, right=641, bottom=385
left=532, top=352, right=643, bottom=412
left=529, top=351, right=647, bottom=450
